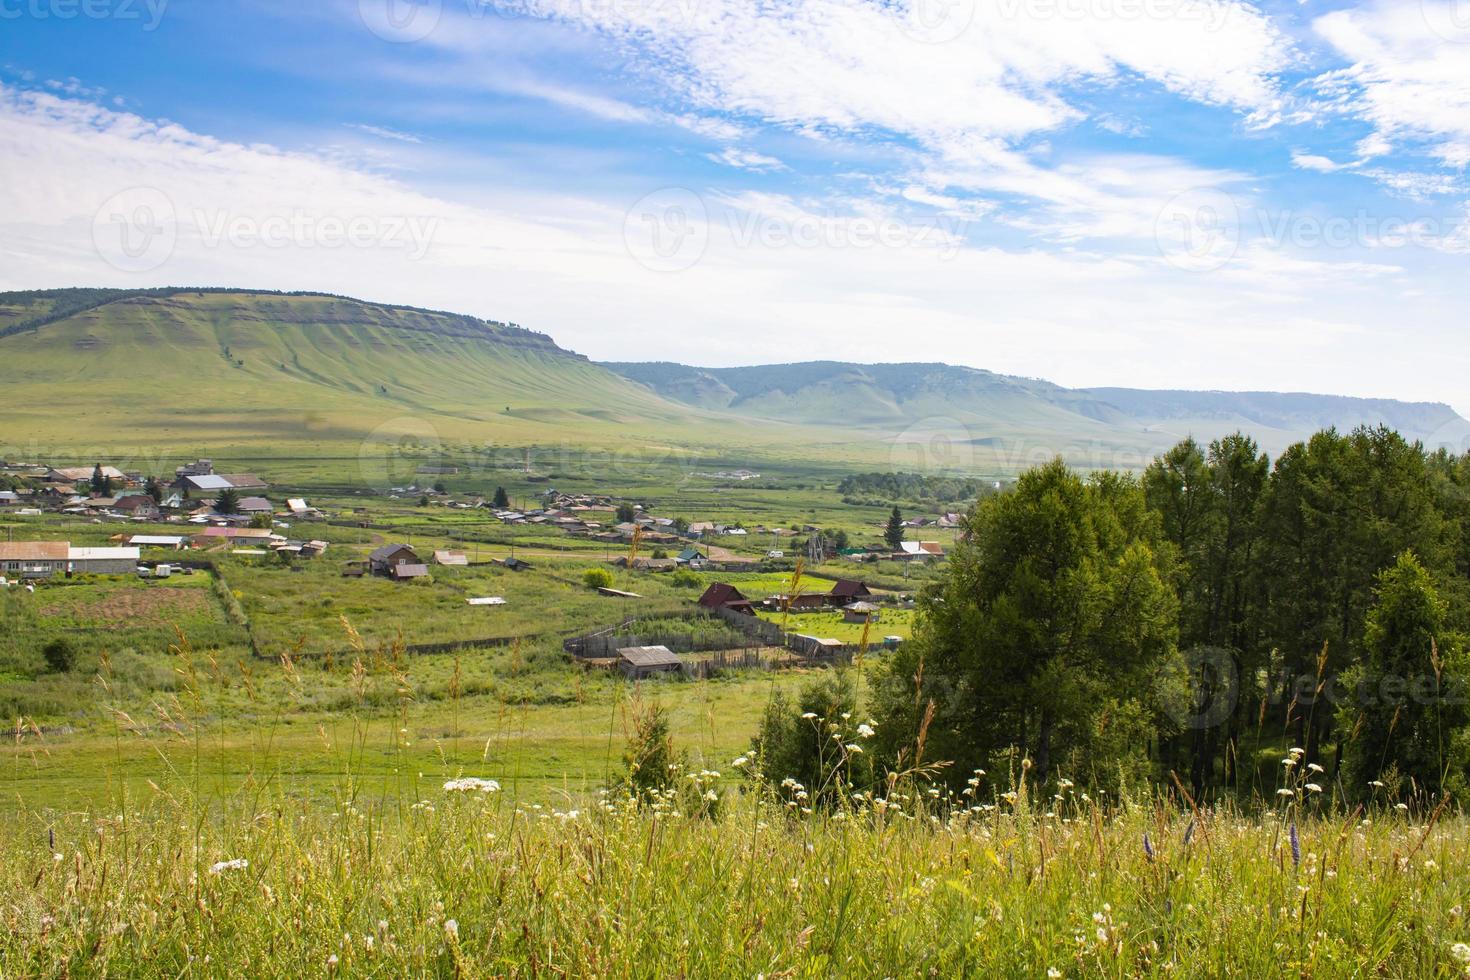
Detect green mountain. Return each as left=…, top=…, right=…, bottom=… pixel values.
left=0, top=289, right=718, bottom=461
left=602, top=361, right=1470, bottom=458
left=3, top=289, right=1462, bottom=480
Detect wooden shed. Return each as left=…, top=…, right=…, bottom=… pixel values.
left=617, top=645, right=682, bottom=679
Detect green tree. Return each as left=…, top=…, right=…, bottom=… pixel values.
left=90, top=464, right=112, bottom=497
left=1256, top=427, right=1453, bottom=762
left=42, top=638, right=77, bottom=674
left=1338, top=552, right=1468, bottom=800
left=622, top=701, right=683, bottom=797
left=884, top=506, right=905, bottom=551
left=433, top=481, right=448, bottom=494
left=144, top=476, right=163, bottom=503
left=417, top=494, right=430, bottom=507
left=215, top=487, right=240, bottom=514
left=250, top=512, right=274, bottom=529
left=874, top=459, right=1178, bottom=789
left=583, top=567, right=614, bottom=590
left=493, top=486, right=511, bottom=509
left=751, top=670, right=875, bottom=804
left=616, top=503, right=638, bottom=524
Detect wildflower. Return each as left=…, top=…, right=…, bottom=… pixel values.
left=443, top=778, right=500, bottom=793
left=1305, top=783, right=1323, bottom=794
left=209, top=858, right=248, bottom=875
left=845, top=744, right=864, bottom=754
left=1395, top=802, right=1410, bottom=812
left=732, top=756, right=749, bottom=767
left=445, top=919, right=459, bottom=941
left=1277, top=788, right=1295, bottom=798
left=1282, top=758, right=1297, bottom=769
left=327, top=954, right=339, bottom=969
left=1369, top=780, right=1385, bottom=788
left=1048, top=970, right=1062, bottom=979
left=1182, top=819, right=1195, bottom=847
left=1289, top=822, right=1301, bottom=869
left=1289, top=747, right=1305, bottom=758
left=52, top=853, right=63, bottom=863
left=1142, top=832, right=1155, bottom=861
left=1307, top=762, right=1324, bottom=774
left=857, top=724, right=876, bottom=738
left=1452, top=943, right=1470, bottom=964
left=801, top=712, right=818, bottom=720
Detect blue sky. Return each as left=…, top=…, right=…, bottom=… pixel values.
left=1, top=0, right=1468, bottom=420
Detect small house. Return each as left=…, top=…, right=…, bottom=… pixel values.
left=697, top=583, right=755, bottom=615
left=617, top=645, right=682, bottom=679
left=113, top=495, right=160, bottom=519
left=235, top=497, right=273, bottom=515
left=369, top=543, right=420, bottom=576
left=391, top=563, right=430, bottom=581
left=842, top=601, right=881, bottom=624
left=828, top=579, right=874, bottom=606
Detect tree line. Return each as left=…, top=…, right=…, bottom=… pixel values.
left=762, top=426, right=1470, bottom=806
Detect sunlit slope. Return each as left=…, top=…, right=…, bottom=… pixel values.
left=0, top=291, right=716, bottom=455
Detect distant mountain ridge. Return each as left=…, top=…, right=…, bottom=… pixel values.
left=601, top=360, right=1469, bottom=455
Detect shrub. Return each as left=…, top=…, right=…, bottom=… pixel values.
left=42, top=638, right=77, bottom=674
left=583, top=568, right=614, bottom=590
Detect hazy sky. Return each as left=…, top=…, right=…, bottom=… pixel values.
left=1, top=0, right=1468, bottom=413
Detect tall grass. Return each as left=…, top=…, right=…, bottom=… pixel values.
left=4, top=635, right=1470, bottom=976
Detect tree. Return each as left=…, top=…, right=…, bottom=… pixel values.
left=417, top=494, right=431, bottom=508
left=1338, top=551, right=1468, bottom=799
left=673, top=516, right=691, bottom=535
left=215, top=487, right=240, bottom=514
left=90, top=464, right=112, bottom=497
left=751, top=670, right=875, bottom=805
left=622, top=701, right=684, bottom=797
left=583, top=567, right=614, bottom=590
left=884, top=506, right=905, bottom=551
left=433, top=481, right=448, bottom=494
left=616, top=503, right=638, bottom=524
left=493, top=486, right=511, bottom=509
left=250, top=513, right=274, bottom=529
left=873, top=459, right=1178, bottom=789
left=42, top=638, right=77, bottom=674
left=144, top=476, right=163, bottom=503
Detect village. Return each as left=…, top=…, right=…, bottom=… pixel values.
left=0, top=453, right=961, bottom=682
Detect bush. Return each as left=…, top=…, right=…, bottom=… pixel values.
left=42, top=638, right=77, bottom=674
left=583, top=568, right=614, bottom=590
left=670, top=571, right=702, bottom=589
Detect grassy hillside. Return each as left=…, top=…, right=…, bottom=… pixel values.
left=605, top=360, right=1470, bottom=458
left=0, top=290, right=851, bottom=473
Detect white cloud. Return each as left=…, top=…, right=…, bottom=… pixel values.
left=1312, top=2, right=1470, bottom=168
left=1, top=81, right=1466, bottom=415
left=1291, top=151, right=1346, bottom=172
left=346, top=123, right=423, bottom=144
left=707, top=147, right=787, bottom=172
left=502, top=0, right=1291, bottom=154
